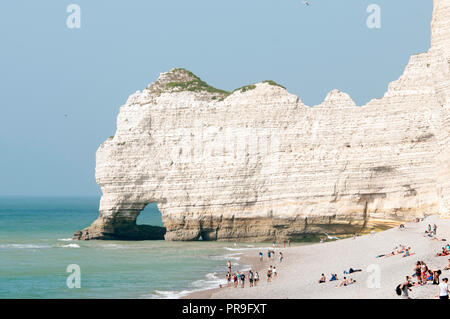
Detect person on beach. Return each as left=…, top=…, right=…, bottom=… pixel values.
left=233, top=273, right=238, bottom=288
left=240, top=272, right=245, bottom=288
left=414, top=262, right=423, bottom=285
left=330, top=273, right=338, bottom=281
left=436, top=247, right=450, bottom=256
left=433, top=224, right=437, bottom=236
left=444, top=259, right=450, bottom=270
left=267, top=266, right=272, bottom=283
left=426, top=270, right=434, bottom=282
left=338, top=277, right=348, bottom=287
left=271, top=250, right=275, bottom=260
left=259, top=251, right=263, bottom=261
left=254, top=272, right=259, bottom=286
left=437, top=278, right=448, bottom=299
left=226, top=272, right=232, bottom=287
left=344, top=268, right=362, bottom=274
left=400, top=276, right=412, bottom=299
left=421, top=263, right=429, bottom=284
left=268, top=250, right=271, bottom=259
left=227, top=260, right=232, bottom=272
left=319, top=274, right=326, bottom=283
left=432, top=269, right=442, bottom=285
left=402, top=247, right=414, bottom=258
left=249, top=271, right=254, bottom=287
left=279, top=252, right=283, bottom=263
left=273, top=267, right=277, bottom=279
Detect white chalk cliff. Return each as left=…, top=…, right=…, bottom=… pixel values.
left=74, top=0, right=450, bottom=241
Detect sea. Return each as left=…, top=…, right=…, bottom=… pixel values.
left=0, top=197, right=276, bottom=299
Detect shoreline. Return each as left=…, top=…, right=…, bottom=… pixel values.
left=185, top=216, right=450, bottom=299
left=185, top=247, right=266, bottom=299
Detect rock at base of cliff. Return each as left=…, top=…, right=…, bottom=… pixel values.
left=73, top=217, right=166, bottom=240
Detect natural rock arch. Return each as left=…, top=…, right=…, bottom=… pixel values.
left=74, top=0, right=450, bottom=241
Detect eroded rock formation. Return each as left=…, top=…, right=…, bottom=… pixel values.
left=74, top=0, right=449, bottom=241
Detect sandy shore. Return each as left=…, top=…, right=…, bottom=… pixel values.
left=186, top=215, right=450, bottom=299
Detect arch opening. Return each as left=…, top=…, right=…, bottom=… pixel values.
left=134, top=202, right=166, bottom=240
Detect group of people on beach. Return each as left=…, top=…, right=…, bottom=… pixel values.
left=425, top=224, right=438, bottom=237
left=376, top=244, right=414, bottom=258
left=396, top=222, right=449, bottom=299
left=318, top=268, right=362, bottom=287
left=398, top=259, right=449, bottom=299
left=259, top=250, right=284, bottom=263
left=222, top=245, right=286, bottom=290
left=225, top=269, right=260, bottom=288
left=436, top=244, right=450, bottom=257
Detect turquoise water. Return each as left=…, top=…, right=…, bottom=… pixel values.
left=0, top=197, right=270, bottom=299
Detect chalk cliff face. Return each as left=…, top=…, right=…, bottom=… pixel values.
left=74, top=0, right=450, bottom=241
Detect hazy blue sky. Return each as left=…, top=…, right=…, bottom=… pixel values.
left=0, top=0, right=433, bottom=196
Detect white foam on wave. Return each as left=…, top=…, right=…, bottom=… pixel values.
left=144, top=290, right=193, bottom=299
left=143, top=271, right=228, bottom=299
left=208, top=253, right=242, bottom=261
left=224, top=246, right=272, bottom=251
left=191, top=272, right=227, bottom=290
left=61, top=243, right=80, bottom=248
left=58, top=238, right=73, bottom=242
left=0, top=244, right=52, bottom=249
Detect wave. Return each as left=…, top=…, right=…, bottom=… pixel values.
left=208, top=253, right=242, bottom=261
left=191, top=272, right=227, bottom=290
left=58, top=238, right=73, bottom=242
left=145, top=290, right=193, bottom=299
left=143, top=272, right=227, bottom=299
left=61, top=243, right=80, bottom=248
left=0, top=244, right=52, bottom=249
left=224, top=246, right=272, bottom=251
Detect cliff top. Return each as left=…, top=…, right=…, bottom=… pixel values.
left=145, top=68, right=287, bottom=101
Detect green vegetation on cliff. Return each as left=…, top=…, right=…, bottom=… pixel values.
left=262, top=80, right=286, bottom=89
left=157, top=68, right=286, bottom=101
left=165, top=68, right=230, bottom=96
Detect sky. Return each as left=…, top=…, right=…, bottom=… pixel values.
left=0, top=0, right=434, bottom=197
